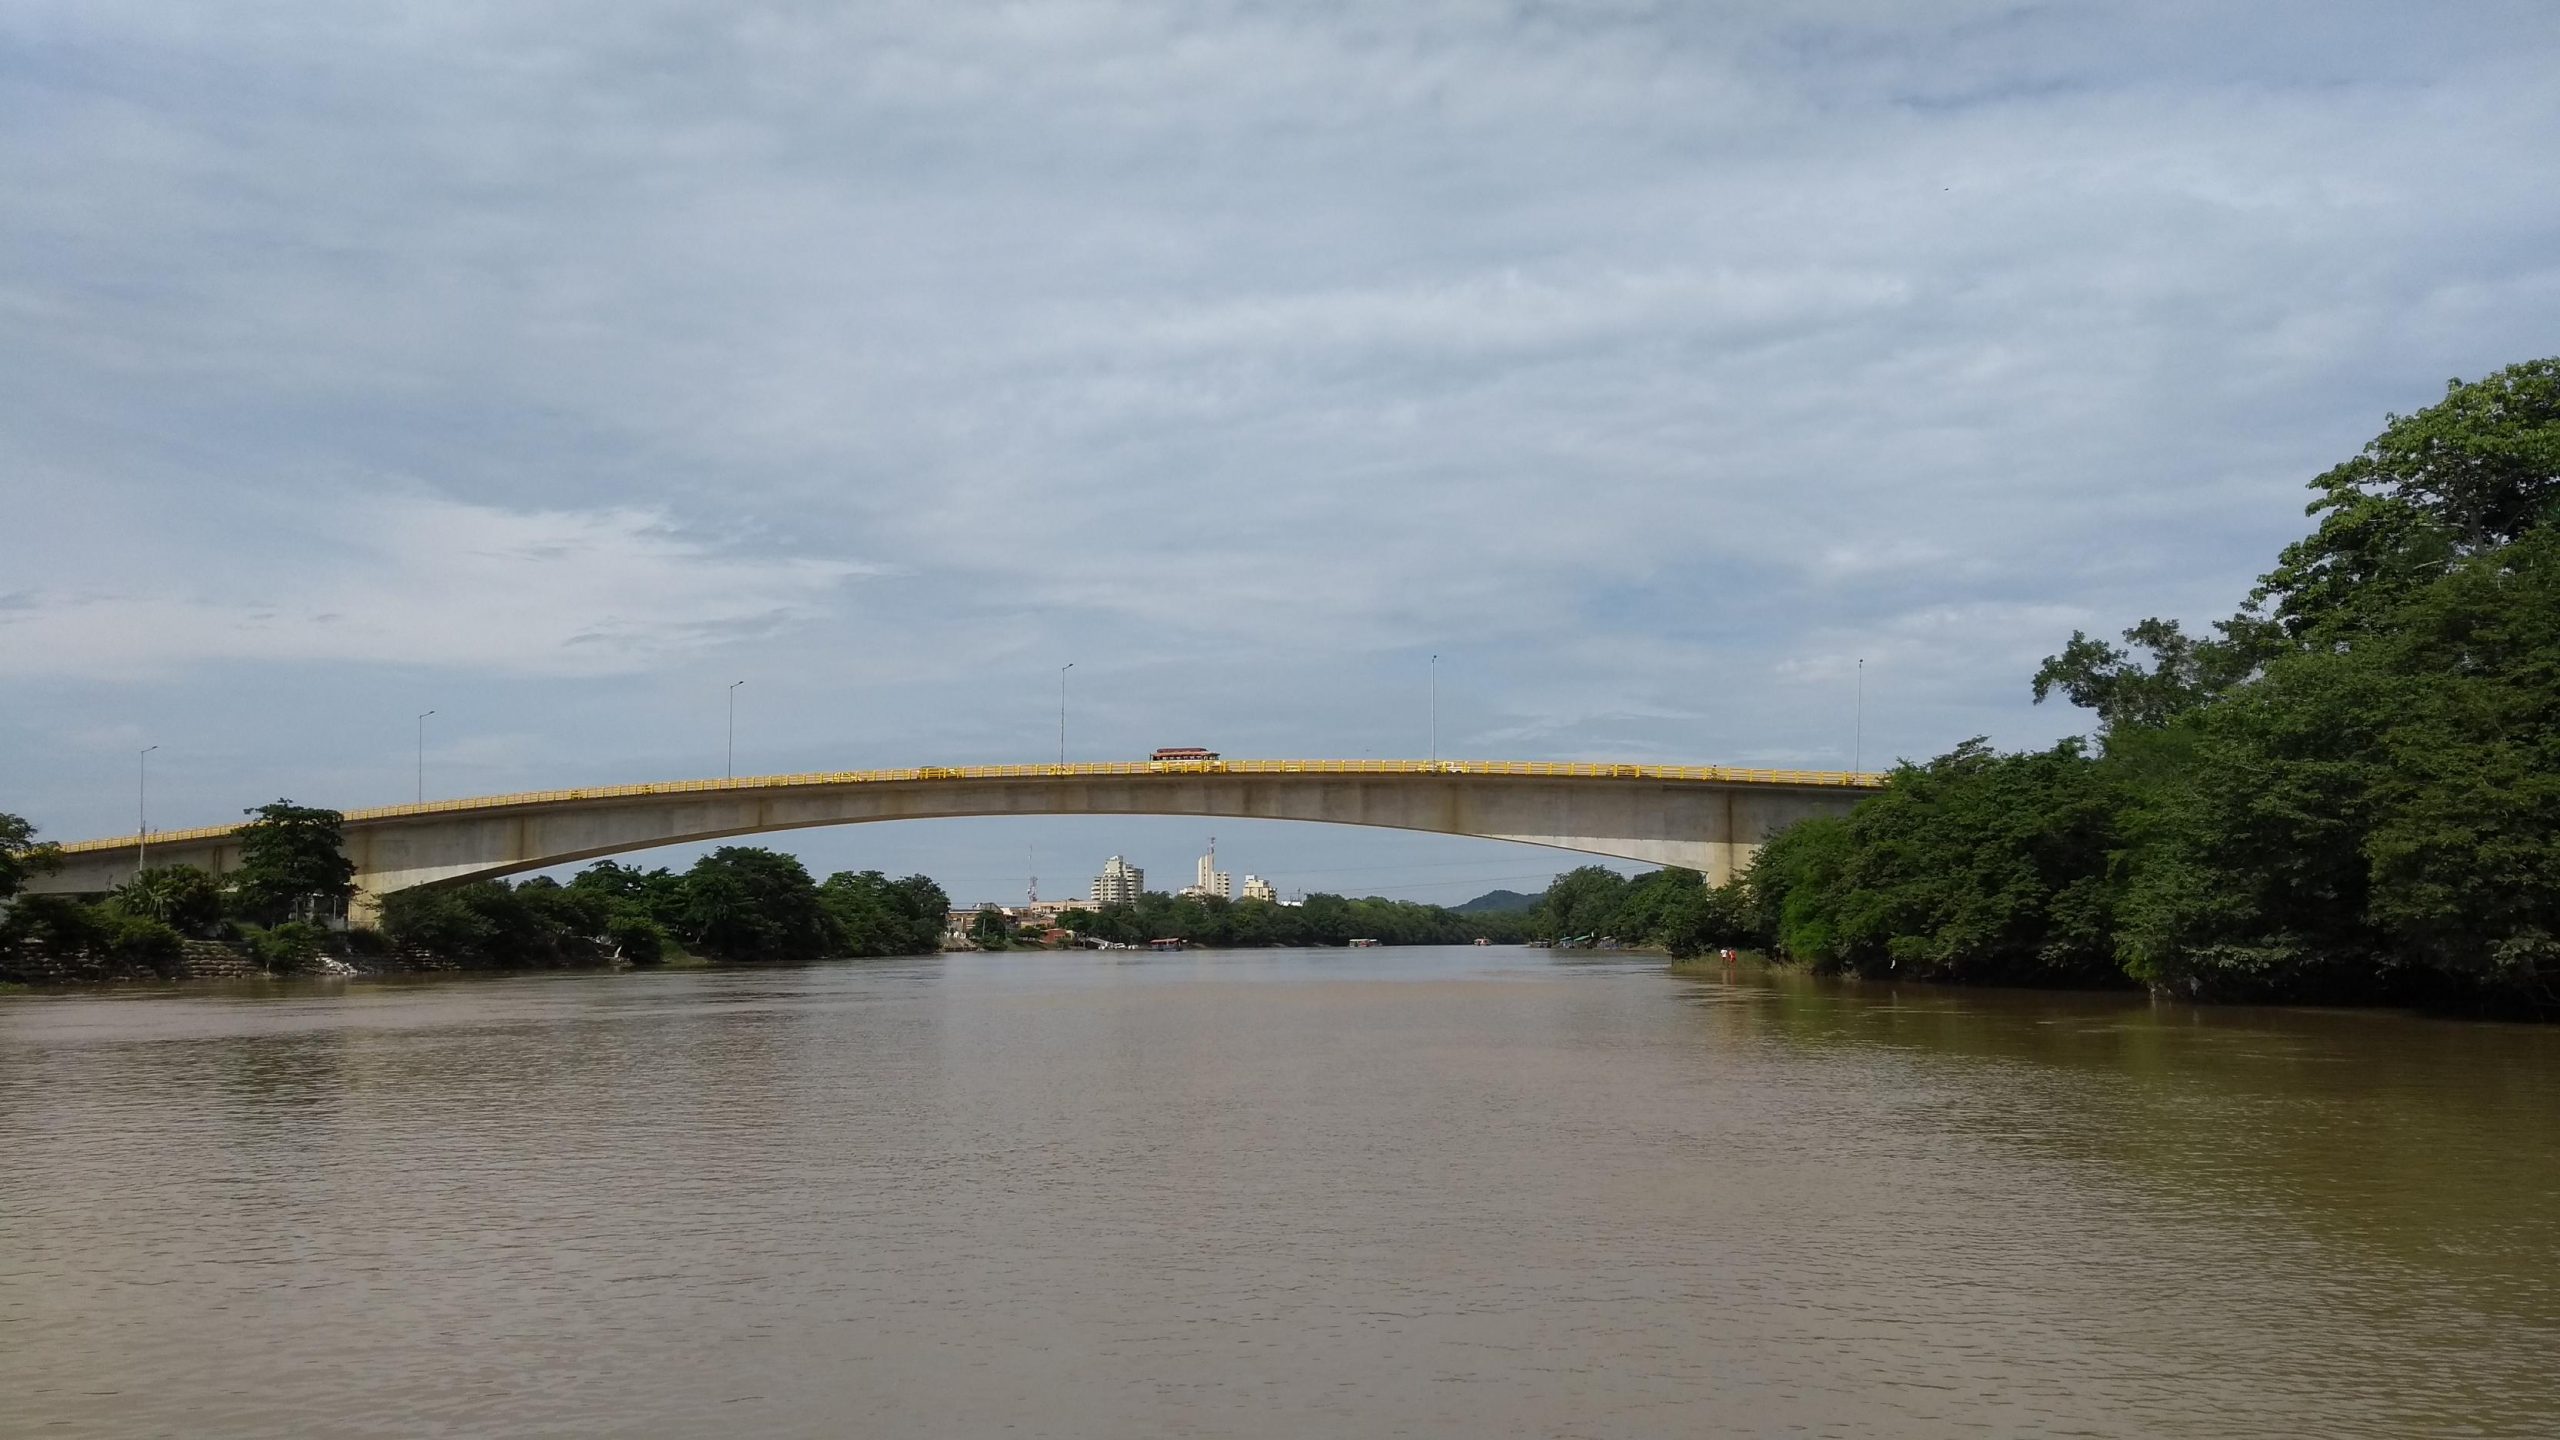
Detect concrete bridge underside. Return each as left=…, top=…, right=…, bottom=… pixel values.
left=33, top=760, right=1878, bottom=916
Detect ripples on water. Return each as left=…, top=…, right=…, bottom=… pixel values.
left=3, top=948, right=2555, bottom=1438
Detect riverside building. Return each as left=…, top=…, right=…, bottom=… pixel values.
left=1093, top=856, right=1145, bottom=906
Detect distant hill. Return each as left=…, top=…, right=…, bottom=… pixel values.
left=1453, top=888, right=1540, bottom=915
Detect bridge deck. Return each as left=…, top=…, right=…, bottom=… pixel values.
left=53, top=759, right=1883, bottom=854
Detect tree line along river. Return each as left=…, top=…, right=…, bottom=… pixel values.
left=3, top=945, right=2554, bottom=1438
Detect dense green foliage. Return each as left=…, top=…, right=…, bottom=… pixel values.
left=0, top=802, right=949, bottom=980
left=1747, top=360, right=2560, bottom=1013
left=967, top=905, right=1014, bottom=948
left=1, top=812, right=59, bottom=901
left=1741, top=743, right=2125, bottom=985
left=2, top=815, right=186, bottom=979
left=817, top=870, right=949, bottom=957
left=244, top=921, right=329, bottom=976
left=378, top=849, right=952, bottom=968
left=379, top=877, right=642, bottom=969
left=229, top=802, right=358, bottom=926
left=111, top=866, right=228, bottom=936
left=1, top=891, right=188, bottom=978
left=673, top=847, right=836, bottom=962
left=1059, top=890, right=1524, bottom=948
left=3, top=810, right=349, bottom=981
left=1517, top=865, right=1751, bottom=960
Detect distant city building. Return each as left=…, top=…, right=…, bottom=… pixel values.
left=1186, top=838, right=1231, bottom=900
left=1093, top=855, right=1145, bottom=906
left=1241, top=875, right=1276, bottom=902
left=1014, top=899, right=1091, bottom=926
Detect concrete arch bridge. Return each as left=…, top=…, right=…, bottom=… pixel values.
left=35, top=759, right=1882, bottom=917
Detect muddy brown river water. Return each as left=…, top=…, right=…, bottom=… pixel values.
left=4, top=947, right=2555, bottom=1437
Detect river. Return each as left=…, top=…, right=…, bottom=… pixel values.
left=4, top=947, right=2555, bottom=1438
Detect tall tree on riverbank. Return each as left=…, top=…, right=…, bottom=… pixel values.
left=1, top=811, right=59, bottom=901
left=228, top=802, right=357, bottom=926
left=680, top=847, right=833, bottom=962
left=2111, top=361, right=2560, bottom=1005
left=1740, top=359, right=2560, bottom=1014
left=819, top=870, right=948, bottom=957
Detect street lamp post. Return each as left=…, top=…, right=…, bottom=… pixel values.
left=137, top=745, right=158, bottom=873
left=1429, top=654, right=1439, bottom=763
left=417, top=710, right=435, bottom=805
left=727, top=680, right=747, bottom=780
left=1854, top=658, right=1865, bottom=775
left=1058, top=663, right=1074, bottom=767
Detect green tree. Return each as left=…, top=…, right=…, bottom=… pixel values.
left=2247, top=358, right=2560, bottom=646
left=2357, top=524, right=2560, bottom=1001
left=96, top=910, right=186, bottom=977
left=378, top=876, right=658, bottom=970
left=378, top=885, right=501, bottom=961
left=1739, top=817, right=1856, bottom=966
left=1, top=893, right=104, bottom=963
left=1822, top=740, right=2125, bottom=985
left=1659, top=881, right=1753, bottom=960
left=1, top=811, right=60, bottom=902
left=2118, top=521, right=2560, bottom=1006
left=1753, top=358, right=2560, bottom=1012
left=1605, top=867, right=1706, bottom=943
left=1538, top=866, right=1631, bottom=939
left=245, top=921, right=328, bottom=976
left=569, top=860, right=688, bottom=929
left=602, top=912, right=669, bottom=965
left=818, top=870, right=948, bottom=957
left=229, top=801, right=356, bottom=926
left=968, top=905, right=1013, bottom=948
left=111, top=865, right=226, bottom=937
left=2033, top=618, right=2254, bottom=737
left=679, top=847, right=833, bottom=962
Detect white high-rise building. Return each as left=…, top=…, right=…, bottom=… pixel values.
left=1193, top=838, right=1231, bottom=900
left=1241, top=875, right=1276, bottom=902
left=1093, top=855, right=1145, bottom=906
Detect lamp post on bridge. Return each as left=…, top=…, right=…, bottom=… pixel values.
left=727, top=680, right=747, bottom=781
left=416, top=710, right=435, bottom=805
left=1059, top=663, right=1073, bottom=767
left=1429, top=654, right=1439, bottom=764
left=1854, top=658, right=1864, bottom=775
left=137, top=744, right=157, bottom=874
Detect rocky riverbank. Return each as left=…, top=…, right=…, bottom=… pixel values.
left=0, top=936, right=614, bottom=988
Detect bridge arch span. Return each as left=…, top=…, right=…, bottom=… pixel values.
left=34, top=760, right=1879, bottom=912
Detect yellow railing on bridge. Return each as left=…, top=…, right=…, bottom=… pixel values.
left=51, top=759, right=1886, bottom=855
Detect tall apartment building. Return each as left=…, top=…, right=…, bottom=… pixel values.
left=1192, top=839, right=1231, bottom=900
left=1241, top=875, right=1276, bottom=902
left=1093, top=855, right=1145, bottom=906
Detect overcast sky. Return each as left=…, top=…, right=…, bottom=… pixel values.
left=5, top=1, right=2556, bottom=905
